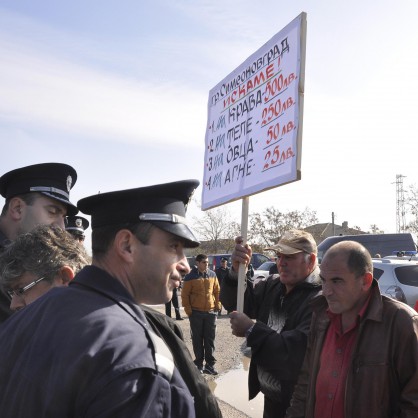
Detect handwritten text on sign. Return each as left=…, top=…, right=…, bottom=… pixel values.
left=202, top=14, right=305, bottom=210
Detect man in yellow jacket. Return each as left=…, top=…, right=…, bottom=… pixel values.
left=182, top=253, right=221, bottom=375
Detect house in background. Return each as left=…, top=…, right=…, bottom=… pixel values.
left=304, top=221, right=367, bottom=245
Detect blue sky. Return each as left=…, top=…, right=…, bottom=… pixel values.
left=1, top=0, right=418, bottom=240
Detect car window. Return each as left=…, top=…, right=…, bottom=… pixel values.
left=373, top=267, right=385, bottom=280
left=394, top=265, right=418, bottom=287
left=251, top=254, right=270, bottom=269
left=257, top=261, right=275, bottom=271
left=187, top=256, right=196, bottom=267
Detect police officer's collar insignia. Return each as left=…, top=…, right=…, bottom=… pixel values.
left=66, top=175, right=72, bottom=192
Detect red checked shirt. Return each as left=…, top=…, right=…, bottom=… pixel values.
left=314, top=295, right=371, bottom=418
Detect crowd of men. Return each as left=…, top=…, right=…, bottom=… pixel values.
left=0, top=162, right=416, bottom=418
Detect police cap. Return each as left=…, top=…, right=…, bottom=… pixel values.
left=77, top=179, right=200, bottom=248
left=66, top=215, right=89, bottom=236
left=0, top=163, right=78, bottom=216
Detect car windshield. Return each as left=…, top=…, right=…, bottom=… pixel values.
left=257, top=261, right=274, bottom=270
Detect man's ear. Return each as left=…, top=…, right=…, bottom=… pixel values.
left=113, top=229, right=136, bottom=261
left=362, top=272, right=373, bottom=289
left=55, top=266, right=75, bottom=286
left=8, top=197, right=25, bottom=220
left=309, top=253, right=317, bottom=268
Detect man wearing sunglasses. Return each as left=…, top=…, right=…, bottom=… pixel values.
left=0, top=225, right=89, bottom=312
left=0, top=162, right=78, bottom=322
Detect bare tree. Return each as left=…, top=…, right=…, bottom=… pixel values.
left=405, top=184, right=418, bottom=234
left=369, top=224, right=384, bottom=234
left=192, top=206, right=240, bottom=254
left=249, top=206, right=318, bottom=246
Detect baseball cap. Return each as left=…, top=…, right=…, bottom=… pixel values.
left=265, top=229, right=317, bottom=255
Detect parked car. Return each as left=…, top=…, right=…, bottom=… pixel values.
left=251, top=253, right=271, bottom=269
left=186, top=256, right=196, bottom=268
left=373, top=258, right=418, bottom=307
left=383, top=250, right=418, bottom=261
left=252, top=261, right=276, bottom=286
left=207, top=253, right=270, bottom=271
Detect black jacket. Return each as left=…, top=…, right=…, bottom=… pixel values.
left=142, top=305, right=222, bottom=418
left=219, top=265, right=254, bottom=312
left=244, top=268, right=321, bottom=407
left=0, top=265, right=195, bottom=417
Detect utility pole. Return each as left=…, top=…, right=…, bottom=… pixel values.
left=395, top=174, right=406, bottom=233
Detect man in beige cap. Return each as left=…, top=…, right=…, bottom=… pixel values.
left=228, top=229, right=322, bottom=418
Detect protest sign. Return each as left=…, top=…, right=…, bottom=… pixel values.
left=202, top=13, right=307, bottom=311
left=202, top=13, right=306, bottom=210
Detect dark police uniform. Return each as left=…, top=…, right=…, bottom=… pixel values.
left=0, top=265, right=195, bottom=417
left=0, top=162, right=78, bottom=323
left=0, top=230, right=11, bottom=322
left=0, top=179, right=201, bottom=417
left=142, top=305, right=222, bottom=418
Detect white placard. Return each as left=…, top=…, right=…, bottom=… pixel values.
left=202, top=13, right=306, bottom=210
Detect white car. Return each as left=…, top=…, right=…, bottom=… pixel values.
left=373, top=258, right=418, bottom=308
left=252, top=261, right=276, bottom=286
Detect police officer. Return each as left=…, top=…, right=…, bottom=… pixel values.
left=0, top=180, right=200, bottom=417
left=0, top=162, right=78, bottom=323
left=66, top=215, right=89, bottom=244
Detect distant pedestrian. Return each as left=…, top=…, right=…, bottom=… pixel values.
left=216, top=257, right=230, bottom=315
left=165, top=286, right=183, bottom=320
left=215, top=257, right=229, bottom=287
left=181, top=253, right=221, bottom=375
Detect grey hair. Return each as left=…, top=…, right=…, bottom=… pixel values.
left=0, top=225, right=90, bottom=288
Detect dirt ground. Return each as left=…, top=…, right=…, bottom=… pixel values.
left=152, top=302, right=252, bottom=418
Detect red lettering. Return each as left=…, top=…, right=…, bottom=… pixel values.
left=266, top=63, right=274, bottom=79
left=263, top=150, right=271, bottom=171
